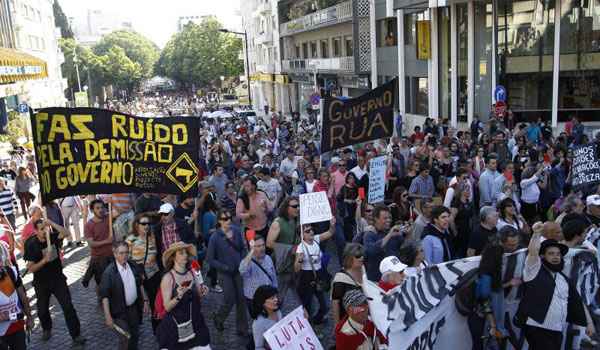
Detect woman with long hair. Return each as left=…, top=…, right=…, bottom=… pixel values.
left=126, top=214, right=161, bottom=332
left=331, top=243, right=364, bottom=325
left=251, top=285, right=281, bottom=350
left=468, top=243, right=505, bottom=350
left=450, top=183, right=474, bottom=258
left=497, top=197, right=529, bottom=236
left=400, top=160, right=420, bottom=190
left=14, top=167, right=34, bottom=219
left=336, top=172, right=359, bottom=241
left=236, top=176, right=272, bottom=238
left=157, top=242, right=211, bottom=349
left=398, top=240, right=428, bottom=276
left=390, top=186, right=411, bottom=224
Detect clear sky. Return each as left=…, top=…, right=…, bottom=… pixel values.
left=57, top=0, right=242, bottom=48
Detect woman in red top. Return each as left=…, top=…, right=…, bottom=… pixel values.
left=313, top=169, right=336, bottom=213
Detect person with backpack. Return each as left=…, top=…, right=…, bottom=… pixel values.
left=156, top=242, right=211, bottom=349
left=467, top=243, right=506, bottom=350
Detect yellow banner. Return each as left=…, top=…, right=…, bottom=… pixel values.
left=417, top=20, right=431, bottom=60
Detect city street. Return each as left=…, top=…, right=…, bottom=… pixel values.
left=15, top=216, right=337, bottom=350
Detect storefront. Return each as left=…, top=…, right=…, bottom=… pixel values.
left=394, top=0, right=600, bottom=127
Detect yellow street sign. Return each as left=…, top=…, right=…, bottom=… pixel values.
left=166, top=152, right=199, bottom=192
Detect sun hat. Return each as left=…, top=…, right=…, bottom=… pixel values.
left=162, top=242, right=197, bottom=270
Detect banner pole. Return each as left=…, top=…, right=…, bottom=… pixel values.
left=108, top=202, right=113, bottom=240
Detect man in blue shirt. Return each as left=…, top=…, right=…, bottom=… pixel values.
left=409, top=164, right=435, bottom=199
left=479, top=154, right=501, bottom=207
left=364, top=206, right=405, bottom=281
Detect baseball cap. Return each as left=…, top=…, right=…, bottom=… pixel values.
left=587, top=194, right=600, bottom=207
left=158, top=203, right=174, bottom=214
left=342, top=289, right=368, bottom=310
left=379, top=256, right=408, bottom=275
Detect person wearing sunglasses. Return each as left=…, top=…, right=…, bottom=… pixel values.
left=331, top=243, right=364, bottom=325
left=293, top=217, right=335, bottom=325
left=125, top=214, right=160, bottom=332
left=207, top=209, right=249, bottom=337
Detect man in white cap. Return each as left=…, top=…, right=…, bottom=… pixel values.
left=154, top=203, right=196, bottom=268
left=585, top=194, right=600, bottom=226
left=378, top=256, right=407, bottom=292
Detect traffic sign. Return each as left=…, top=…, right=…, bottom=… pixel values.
left=495, top=101, right=506, bottom=117
left=166, top=152, right=199, bottom=192
left=17, top=103, right=28, bottom=114
left=494, top=85, right=507, bottom=102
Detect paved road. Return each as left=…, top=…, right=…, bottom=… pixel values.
left=17, top=221, right=338, bottom=349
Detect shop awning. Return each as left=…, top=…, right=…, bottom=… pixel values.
left=0, top=48, right=48, bottom=83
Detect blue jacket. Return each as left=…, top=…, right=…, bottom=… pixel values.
left=207, top=225, right=247, bottom=275
left=364, top=228, right=403, bottom=281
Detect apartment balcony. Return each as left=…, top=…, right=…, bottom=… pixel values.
left=279, top=1, right=352, bottom=37
left=282, top=57, right=354, bottom=73
left=255, top=31, right=273, bottom=44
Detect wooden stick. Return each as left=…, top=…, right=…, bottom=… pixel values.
left=108, top=202, right=113, bottom=240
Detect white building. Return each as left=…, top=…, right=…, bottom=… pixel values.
left=0, top=0, right=67, bottom=109
left=241, top=0, right=291, bottom=115
left=70, top=9, right=132, bottom=46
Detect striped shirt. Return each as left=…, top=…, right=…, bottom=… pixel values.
left=0, top=189, right=15, bottom=216
left=409, top=175, right=435, bottom=198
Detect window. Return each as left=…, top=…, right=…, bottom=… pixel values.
left=302, top=42, right=308, bottom=58
left=413, top=77, right=429, bottom=115
left=295, top=45, right=300, bottom=58
left=320, top=39, right=329, bottom=58
left=377, top=18, right=397, bottom=47
left=310, top=41, right=317, bottom=58
left=344, top=36, right=353, bottom=56
left=332, top=37, right=341, bottom=57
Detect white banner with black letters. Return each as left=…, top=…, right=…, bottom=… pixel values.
left=364, top=247, right=600, bottom=350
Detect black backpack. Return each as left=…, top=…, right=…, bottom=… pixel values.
left=454, top=268, right=479, bottom=316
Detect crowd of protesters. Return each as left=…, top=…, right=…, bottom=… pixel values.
left=0, top=93, right=598, bottom=350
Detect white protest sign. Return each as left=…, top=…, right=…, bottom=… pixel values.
left=299, top=191, right=333, bottom=225
left=263, top=306, right=324, bottom=350
left=368, top=155, right=387, bottom=204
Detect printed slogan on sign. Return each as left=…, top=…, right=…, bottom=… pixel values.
left=321, top=78, right=397, bottom=152
left=30, top=107, right=200, bottom=203
left=571, top=143, right=600, bottom=188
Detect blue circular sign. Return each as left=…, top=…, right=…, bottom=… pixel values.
left=494, top=85, right=507, bottom=102
left=17, top=103, right=28, bottom=113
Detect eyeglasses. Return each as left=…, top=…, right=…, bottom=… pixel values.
left=219, top=216, right=232, bottom=222
left=365, top=209, right=373, bottom=213
left=354, top=254, right=364, bottom=259
left=304, top=229, right=314, bottom=234
left=138, top=222, right=150, bottom=226
left=339, top=163, right=346, bottom=167
left=289, top=204, right=299, bottom=208
left=161, top=213, right=170, bottom=217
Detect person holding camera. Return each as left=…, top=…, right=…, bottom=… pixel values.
left=363, top=206, right=407, bottom=281
left=293, top=218, right=335, bottom=325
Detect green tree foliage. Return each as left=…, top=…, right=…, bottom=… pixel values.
left=59, top=30, right=157, bottom=94
left=0, top=111, right=27, bottom=145
left=93, top=30, right=160, bottom=79
left=156, top=17, right=244, bottom=87
left=53, top=0, right=73, bottom=39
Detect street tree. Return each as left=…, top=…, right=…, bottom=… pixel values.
left=93, top=30, right=160, bottom=79
left=53, top=0, right=74, bottom=39
left=156, top=17, right=243, bottom=88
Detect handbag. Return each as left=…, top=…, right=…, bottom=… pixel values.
left=172, top=304, right=195, bottom=343
left=301, top=243, right=327, bottom=292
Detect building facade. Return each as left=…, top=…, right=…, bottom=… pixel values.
left=241, top=0, right=293, bottom=115
left=70, top=9, right=132, bottom=46
left=374, top=0, right=600, bottom=129
left=0, top=0, right=66, bottom=112
left=278, top=0, right=375, bottom=115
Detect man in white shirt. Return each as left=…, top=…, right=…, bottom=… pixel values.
left=515, top=223, right=590, bottom=350
left=350, top=155, right=369, bottom=189
left=100, top=241, right=146, bottom=350
left=257, top=167, right=282, bottom=209
left=279, top=149, right=297, bottom=178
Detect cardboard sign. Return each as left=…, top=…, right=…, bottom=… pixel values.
left=321, top=79, right=397, bottom=152
left=263, top=306, right=323, bottom=350
left=299, top=191, right=333, bottom=225
left=571, top=143, right=600, bottom=188
left=368, top=156, right=386, bottom=204
left=30, top=107, right=200, bottom=203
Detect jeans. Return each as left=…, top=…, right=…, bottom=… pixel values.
left=61, top=205, right=81, bottom=242
left=296, top=270, right=328, bottom=322
left=143, top=272, right=161, bottom=333
left=114, top=305, right=140, bottom=350
left=215, top=273, right=248, bottom=334
left=33, top=277, right=81, bottom=339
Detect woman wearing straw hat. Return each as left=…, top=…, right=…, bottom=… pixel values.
left=156, top=242, right=211, bottom=350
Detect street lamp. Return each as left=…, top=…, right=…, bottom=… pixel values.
left=219, top=28, right=252, bottom=107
